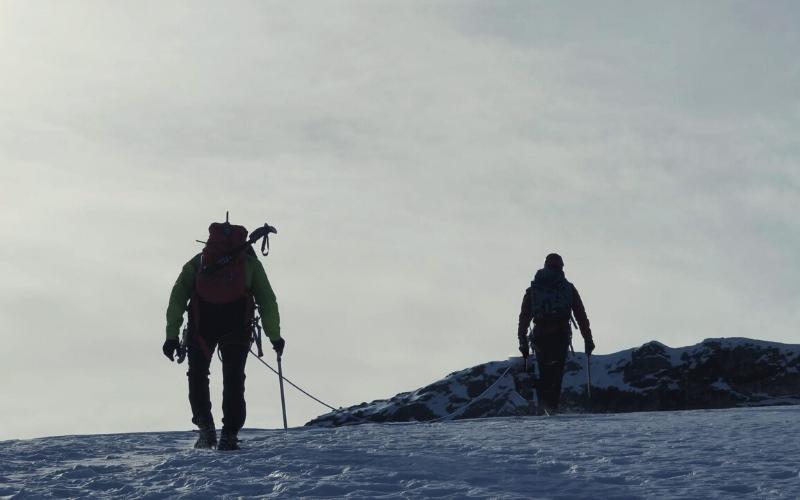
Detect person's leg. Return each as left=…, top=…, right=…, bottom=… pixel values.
left=534, top=337, right=557, bottom=412
left=533, top=326, right=570, bottom=413
left=219, top=341, right=249, bottom=444
left=187, top=335, right=218, bottom=447
left=187, top=337, right=216, bottom=426
left=547, top=330, right=571, bottom=412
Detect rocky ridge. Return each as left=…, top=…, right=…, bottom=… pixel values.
left=306, top=337, right=800, bottom=426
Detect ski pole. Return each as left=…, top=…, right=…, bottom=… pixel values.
left=277, top=355, right=288, bottom=430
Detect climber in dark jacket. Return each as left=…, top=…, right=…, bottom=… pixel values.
left=517, top=253, right=594, bottom=414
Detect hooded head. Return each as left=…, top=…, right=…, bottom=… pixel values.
left=533, top=253, right=566, bottom=285
left=544, top=253, right=564, bottom=270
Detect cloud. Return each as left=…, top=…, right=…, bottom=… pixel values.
left=1, top=1, right=798, bottom=440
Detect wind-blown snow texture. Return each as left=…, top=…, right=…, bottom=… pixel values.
left=2, top=407, right=799, bottom=498
left=308, top=337, right=800, bottom=426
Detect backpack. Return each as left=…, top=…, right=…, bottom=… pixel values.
left=531, top=268, right=573, bottom=323
left=195, top=222, right=250, bottom=304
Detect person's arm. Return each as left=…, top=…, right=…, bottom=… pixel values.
left=518, top=287, right=533, bottom=351
left=248, top=256, right=281, bottom=341
left=572, top=285, right=594, bottom=354
left=165, top=257, right=199, bottom=340
left=571, top=285, right=591, bottom=338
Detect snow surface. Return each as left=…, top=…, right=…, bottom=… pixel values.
left=2, top=406, right=799, bottom=499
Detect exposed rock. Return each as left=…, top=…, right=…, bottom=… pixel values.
left=306, top=338, right=800, bottom=427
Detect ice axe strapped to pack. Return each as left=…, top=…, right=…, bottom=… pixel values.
left=199, top=218, right=278, bottom=275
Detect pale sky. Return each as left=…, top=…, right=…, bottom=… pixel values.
left=1, top=1, right=798, bottom=441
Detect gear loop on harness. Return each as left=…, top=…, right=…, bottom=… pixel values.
left=252, top=316, right=264, bottom=358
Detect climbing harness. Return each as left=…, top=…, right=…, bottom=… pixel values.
left=251, top=316, right=264, bottom=358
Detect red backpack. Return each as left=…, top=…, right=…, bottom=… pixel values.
left=195, top=223, right=249, bottom=304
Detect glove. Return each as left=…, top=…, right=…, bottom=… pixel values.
left=162, top=339, right=180, bottom=361
left=519, top=343, right=529, bottom=359
left=271, top=338, right=285, bottom=357
left=584, top=336, right=595, bottom=356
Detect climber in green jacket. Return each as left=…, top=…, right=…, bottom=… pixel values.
left=165, top=253, right=281, bottom=343
left=163, top=221, right=283, bottom=450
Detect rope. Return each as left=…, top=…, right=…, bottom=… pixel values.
left=316, top=363, right=515, bottom=426
left=428, top=363, right=514, bottom=423
left=249, top=349, right=338, bottom=411
left=248, top=351, right=515, bottom=425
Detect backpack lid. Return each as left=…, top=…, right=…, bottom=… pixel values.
left=196, top=222, right=249, bottom=304
left=203, top=222, right=248, bottom=261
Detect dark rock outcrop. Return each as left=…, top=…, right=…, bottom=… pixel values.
left=306, top=338, right=800, bottom=427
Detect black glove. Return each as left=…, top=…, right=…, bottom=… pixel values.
left=271, top=338, right=285, bottom=357
left=584, top=336, right=595, bottom=356
left=162, top=339, right=180, bottom=361
left=519, top=343, right=529, bottom=359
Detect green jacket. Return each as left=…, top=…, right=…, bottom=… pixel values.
left=165, top=254, right=281, bottom=341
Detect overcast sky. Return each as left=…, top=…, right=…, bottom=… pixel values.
left=1, top=1, right=798, bottom=441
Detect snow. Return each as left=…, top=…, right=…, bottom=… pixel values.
left=561, top=350, right=643, bottom=393
left=2, top=406, right=799, bottom=498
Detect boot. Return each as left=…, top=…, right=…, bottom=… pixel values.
left=194, top=420, right=217, bottom=449
left=217, top=429, right=239, bottom=451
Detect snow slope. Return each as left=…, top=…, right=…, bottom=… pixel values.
left=2, top=406, right=799, bottom=499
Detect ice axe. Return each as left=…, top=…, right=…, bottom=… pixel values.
left=277, top=354, right=288, bottom=430
left=200, top=220, right=278, bottom=275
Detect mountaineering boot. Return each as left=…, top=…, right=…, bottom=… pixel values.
left=217, top=429, right=240, bottom=451
left=194, top=420, right=217, bottom=449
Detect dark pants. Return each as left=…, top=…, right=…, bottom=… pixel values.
left=531, top=323, right=571, bottom=412
left=186, top=297, right=251, bottom=432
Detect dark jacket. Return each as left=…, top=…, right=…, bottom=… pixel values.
left=517, top=270, right=591, bottom=347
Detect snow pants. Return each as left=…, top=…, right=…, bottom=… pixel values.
left=531, top=323, right=571, bottom=413
left=186, top=296, right=251, bottom=433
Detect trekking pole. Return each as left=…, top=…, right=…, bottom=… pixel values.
left=586, top=353, right=593, bottom=407
left=277, top=355, right=288, bottom=430
left=530, top=349, right=540, bottom=415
